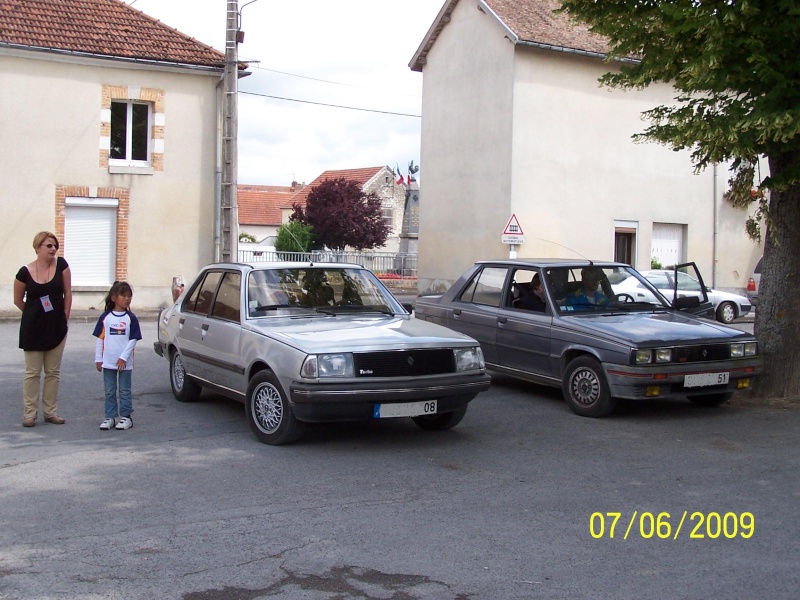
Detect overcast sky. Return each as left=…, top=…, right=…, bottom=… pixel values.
left=124, top=0, right=442, bottom=186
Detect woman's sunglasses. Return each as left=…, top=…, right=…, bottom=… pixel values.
left=43, top=243, right=58, bottom=249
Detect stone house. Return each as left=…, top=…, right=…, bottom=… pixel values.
left=259, top=166, right=408, bottom=253
left=0, top=0, right=239, bottom=310
left=238, top=184, right=303, bottom=244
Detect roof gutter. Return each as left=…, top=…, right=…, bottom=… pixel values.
left=0, top=42, right=225, bottom=72
left=516, top=39, right=639, bottom=64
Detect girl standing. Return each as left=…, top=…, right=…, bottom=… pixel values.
left=93, top=282, right=142, bottom=430
left=14, top=231, right=72, bottom=427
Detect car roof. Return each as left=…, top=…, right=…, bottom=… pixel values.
left=202, top=262, right=367, bottom=271
left=475, top=258, right=630, bottom=269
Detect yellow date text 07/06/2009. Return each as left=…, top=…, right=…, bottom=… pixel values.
left=589, top=511, right=755, bottom=540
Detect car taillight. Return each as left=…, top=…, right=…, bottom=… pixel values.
left=747, top=278, right=756, bottom=292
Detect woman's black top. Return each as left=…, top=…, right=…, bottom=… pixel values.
left=16, top=257, right=69, bottom=351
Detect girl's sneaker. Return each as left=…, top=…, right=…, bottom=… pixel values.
left=100, top=418, right=116, bottom=430
left=115, top=416, right=133, bottom=430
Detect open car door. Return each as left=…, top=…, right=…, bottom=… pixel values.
left=668, top=262, right=715, bottom=319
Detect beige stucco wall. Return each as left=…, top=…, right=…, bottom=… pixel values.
left=418, top=0, right=516, bottom=293
left=0, top=50, right=219, bottom=310
left=416, top=1, right=762, bottom=295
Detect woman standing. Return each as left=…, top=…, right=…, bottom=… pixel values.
left=13, top=231, right=72, bottom=427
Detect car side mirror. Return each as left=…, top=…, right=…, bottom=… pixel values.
left=402, top=303, right=414, bottom=313
left=674, top=296, right=701, bottom=309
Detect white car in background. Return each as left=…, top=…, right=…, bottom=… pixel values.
left=614, top=269, right=752, bottom=324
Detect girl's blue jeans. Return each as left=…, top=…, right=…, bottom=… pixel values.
left=103, top=368, right=133, bottom=419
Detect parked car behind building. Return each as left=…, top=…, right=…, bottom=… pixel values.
left=614, top=269, right=752, bottom=324
left=747, top=256, right=763, bottom=306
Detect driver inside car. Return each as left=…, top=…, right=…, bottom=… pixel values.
left=565, top=267, right=609, bottom=310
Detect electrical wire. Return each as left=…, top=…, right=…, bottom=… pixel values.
left=239, top=90, right=421, bottom=117
left=243, top=63, right=421, bottom=98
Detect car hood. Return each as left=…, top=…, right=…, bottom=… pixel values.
left=559, top=311, right=752, bottom=345
left=246, top=314, right=478, bottom=353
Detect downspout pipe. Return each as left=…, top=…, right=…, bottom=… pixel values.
left=214, top=75, right=224, bottom=263
left=712, top=163, right=718, bottom=288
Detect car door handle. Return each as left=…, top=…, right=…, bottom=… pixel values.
left=453, top=309, right=462, bottom=316
left=201, top=323, right=209, bottom=338
left=498, top=317, right=507, bottom=324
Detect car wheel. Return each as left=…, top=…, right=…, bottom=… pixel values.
left=716, top=301, right=736, bottom=324
left=170, top=350, right=201, bottom=402
left=562, top=356, right=616, bottom=417
left=689, top=392, right=733, bottom=407
left=412, top=405, right=468, bottom=431
left=245, top=370, right=302, bottom=445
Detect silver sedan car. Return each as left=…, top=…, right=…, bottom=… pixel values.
left=154, top=262, right=490, bottom=444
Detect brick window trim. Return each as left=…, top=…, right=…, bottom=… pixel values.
left=55, top=185, right=130, bottom=281
left=100, top=85, right=165, bottom=171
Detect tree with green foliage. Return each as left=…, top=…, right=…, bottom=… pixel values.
left=559, top=0, right=800, bottom=399
left=275, top=220, right=314, bottom=253
left=290, top=177, right=390, bottom=251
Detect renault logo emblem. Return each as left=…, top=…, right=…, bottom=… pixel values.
left=407, top=356, right=415, bottom=366
left=702, top=349, right=708, bottom=358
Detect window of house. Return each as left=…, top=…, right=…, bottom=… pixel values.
left=110, top=101, right=151, bottom=164
left=382, top=202, right=394, bottom=231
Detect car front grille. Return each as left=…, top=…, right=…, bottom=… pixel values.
left=673, top=344, right=731, bottom=363
left=353, top=349, right=456, bottom=377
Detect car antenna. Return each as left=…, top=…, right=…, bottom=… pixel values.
left=539, top=238, right=593, bottom=264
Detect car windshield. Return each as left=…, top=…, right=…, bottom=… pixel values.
left=546, top=265, right=671, bottom=313
left=246, top=266, right=400, bottom=317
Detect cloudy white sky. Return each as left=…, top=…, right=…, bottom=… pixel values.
left=124, top=0, right=442, bottom=186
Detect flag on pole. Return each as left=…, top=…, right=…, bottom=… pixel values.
left=395, top=164, right=405, bottom=186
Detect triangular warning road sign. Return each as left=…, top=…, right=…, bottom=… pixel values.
left=503, top=214, right=523, bottom=235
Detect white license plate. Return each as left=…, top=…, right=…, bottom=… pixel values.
left=684, top=372, right=729, bottom=388
left=374, top=400, right=437, bottom=419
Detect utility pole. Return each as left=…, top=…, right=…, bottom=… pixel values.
left=220, top=0, right=240, bottom=263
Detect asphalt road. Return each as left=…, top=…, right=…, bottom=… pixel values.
left=0, top=319, right=796, bottom=600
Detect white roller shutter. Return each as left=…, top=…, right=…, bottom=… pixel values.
left=64, top=205, right=117, bottom=286
left=651, top=223, right=684, bottom=267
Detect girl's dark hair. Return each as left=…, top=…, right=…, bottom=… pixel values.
left=104, top=281, right=133, bottom=312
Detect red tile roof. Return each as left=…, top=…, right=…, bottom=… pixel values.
left=289, top=166, right=385, bottom=207
left=0, top=0, right=225, bottom=68
left=411, top=0, right=610, bottom=71
left=238, top=185, right=300, bottom=226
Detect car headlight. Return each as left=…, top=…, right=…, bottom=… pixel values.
left=454, top=346, right=485, bottom=371
left=300, top=353, right=354, bottom=378
left=745, top=342, right=758, bottom=356
left=730, top=343, right=744, bottom=358
left=655, top=348, right=672, bottom=363
left=633, top=348, right=672, bottom=365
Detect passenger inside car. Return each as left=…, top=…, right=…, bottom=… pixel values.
left=512, top=274, right=546, bottom=312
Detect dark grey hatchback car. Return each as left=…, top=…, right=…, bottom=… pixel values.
left=415, top=259, right=763, bottom=417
